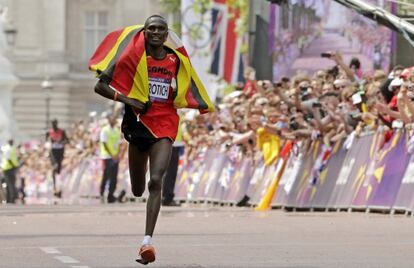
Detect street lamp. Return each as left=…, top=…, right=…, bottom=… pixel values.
left=4, top=26, right=17, bottom=46
left=41, top=78, right=53, bottom=129
left=0, top=5, right=17, bottom=46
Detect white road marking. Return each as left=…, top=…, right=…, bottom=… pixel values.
left=71, top=266, right=91, bottom=268
left=39, top=247, right=61, bottom=254
left=54, top=256, right=80, bottom=264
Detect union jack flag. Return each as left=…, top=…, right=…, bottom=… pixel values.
left=210, top=0, right=244, bottom=84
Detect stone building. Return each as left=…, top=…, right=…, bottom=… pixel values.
left=0, top=0, right=164, bottom=141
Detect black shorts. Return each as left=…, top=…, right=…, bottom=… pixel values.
left=122, top=105, right=171, bottom=152
left=50, top=148, right=64, bottom=173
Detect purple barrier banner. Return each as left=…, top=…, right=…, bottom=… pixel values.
left=311, top=141, right=347, bottom=209
left=194, top=149, right=221, bottom=200
left=329, top=134, right=374, bottom=209
left=174, top=161, right=196, bottom=201
left=351, top=131, right=397, bottom=208
left=187, top=150, right=217, bottom=201
left=250, top=159, right=283, bottom=205
left=271, top=150, right=303, bottom=207
left=296, top=142, right=338, bottom=208
left=225, top=158, right=253, bottom=203
left=205, top=153, right=229, bottom=201
left=245, top=158, right=266, bottom=203
left=213, top=154, right=239, bottom=201
left=368, top=131, right=411, bottom=209
left=393, top=153, right=414, bottom=211
left=286, top=141, right=321, bottom=207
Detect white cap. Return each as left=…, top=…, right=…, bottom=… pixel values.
left=388, top=78, right=403, bottom=91
left=227, top=90, right=243, bottom=99
left=256, top=97, right=269, bottom=106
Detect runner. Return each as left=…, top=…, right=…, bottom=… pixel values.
left=46, top=119, right=68, bottom=198
left=90, top=15, right=214, bottom=264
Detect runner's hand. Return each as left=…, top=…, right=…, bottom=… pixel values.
left=125, top=98, right=146, bottom=113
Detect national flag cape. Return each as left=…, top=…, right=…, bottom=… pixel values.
left=89, top=25, right=214, bottom=113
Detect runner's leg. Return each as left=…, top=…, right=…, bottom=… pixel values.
left=128, top=143, right=149, bottom=197
left=145, top=139, right=172, bottom=236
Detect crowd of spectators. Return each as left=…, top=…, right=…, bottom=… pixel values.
left=181, top=52, right=414, bottom=165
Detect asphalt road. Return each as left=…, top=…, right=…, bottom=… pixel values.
left=0, top=203, right=413, bottom=268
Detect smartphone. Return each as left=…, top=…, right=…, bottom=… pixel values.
left=321, top=52, right=332, bottom=58
left=312, top=102, right=322, bottom=108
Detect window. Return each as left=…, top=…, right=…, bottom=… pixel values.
left=84, top=11, right=108, bottom=60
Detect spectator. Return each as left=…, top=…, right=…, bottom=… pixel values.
left=1, top=139, right=19, bottom=203
left=99, top=115, right=122, bottom=203
left=243, top=66, right=259, bottom=97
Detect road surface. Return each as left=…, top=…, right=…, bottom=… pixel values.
left=1, top=203, right=413, bottom=268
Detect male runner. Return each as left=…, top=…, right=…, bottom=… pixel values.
left=91, top=15, right=214, bottom=264
left=46, top=119, right=68, bottom=198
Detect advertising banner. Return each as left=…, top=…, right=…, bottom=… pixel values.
left=204, top=153, right=229, bottom=201
left=351, top=131, right=397, bottom=208
left=393, top=153, right=414, bottom=211
left=329, top=134, right=374, bottom=209
left=250, top=159, right=282, bottom=205
left=245, top=158, right=266, bottom=204
left=368, top=131, right=410, bottom=209
left=225, top=158, right=253, bottom=203
left=269, top=1, right=392, bottom=80
left=174, top=161, right=196, bottom=201
left=285, top=141, right=321, bottom=207
left=194, top=149, right=221, bottom=200
left=311, top=141, right=347, bottom=209
left=271, top=151, right=303, bottom=207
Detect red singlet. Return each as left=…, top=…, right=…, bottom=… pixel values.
left=139, top=53, right=179, bottom=141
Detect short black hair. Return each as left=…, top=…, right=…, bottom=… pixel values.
left=144, top=15, right=168, bottom=29
left=349, top=57, right=361, bottom=69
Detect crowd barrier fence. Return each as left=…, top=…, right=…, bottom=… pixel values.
left=8, top=129, right=414, bottom=214
left=174, top=129, right=414, bottom=214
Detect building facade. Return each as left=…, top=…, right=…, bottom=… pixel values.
left=1, top=0, right=164, bottom=140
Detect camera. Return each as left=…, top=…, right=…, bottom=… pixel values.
left=327, top=66, right=339, bottom=78
left=321, top=52, right=332, bottom=58
left=312, top=102, right=322, bottom=108
left=289, top=118, right=299, bottom=130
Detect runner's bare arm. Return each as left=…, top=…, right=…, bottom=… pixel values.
left=94, top=80, right=147, bottom=113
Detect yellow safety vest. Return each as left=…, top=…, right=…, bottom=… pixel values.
left=1, top=144, right=18, bottom=171
left=100, top=125, right=121, bottom=159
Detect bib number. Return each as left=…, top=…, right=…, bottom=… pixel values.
left=149, top=77, right=170, bottom=101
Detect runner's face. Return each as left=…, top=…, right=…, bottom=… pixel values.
left=144, top=18, right=168, bottom=47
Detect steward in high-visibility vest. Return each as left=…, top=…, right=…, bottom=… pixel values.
left=99, top=116, right=121, bottom=204
left=1, top=140, right=18, bottom=171
left=1, top=139, right=19, bottom=203
left=100, top=123, right=121, bottom=159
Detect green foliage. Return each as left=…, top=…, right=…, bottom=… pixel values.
left=159, top=0, right=248, bottom=50
left=227, top=0, right=249, bottom=36
left=192, top=0, right=211, bottom=14
left=159, top=0, right=181, bottom=13
left=223, top=83, right=235, bottom=96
